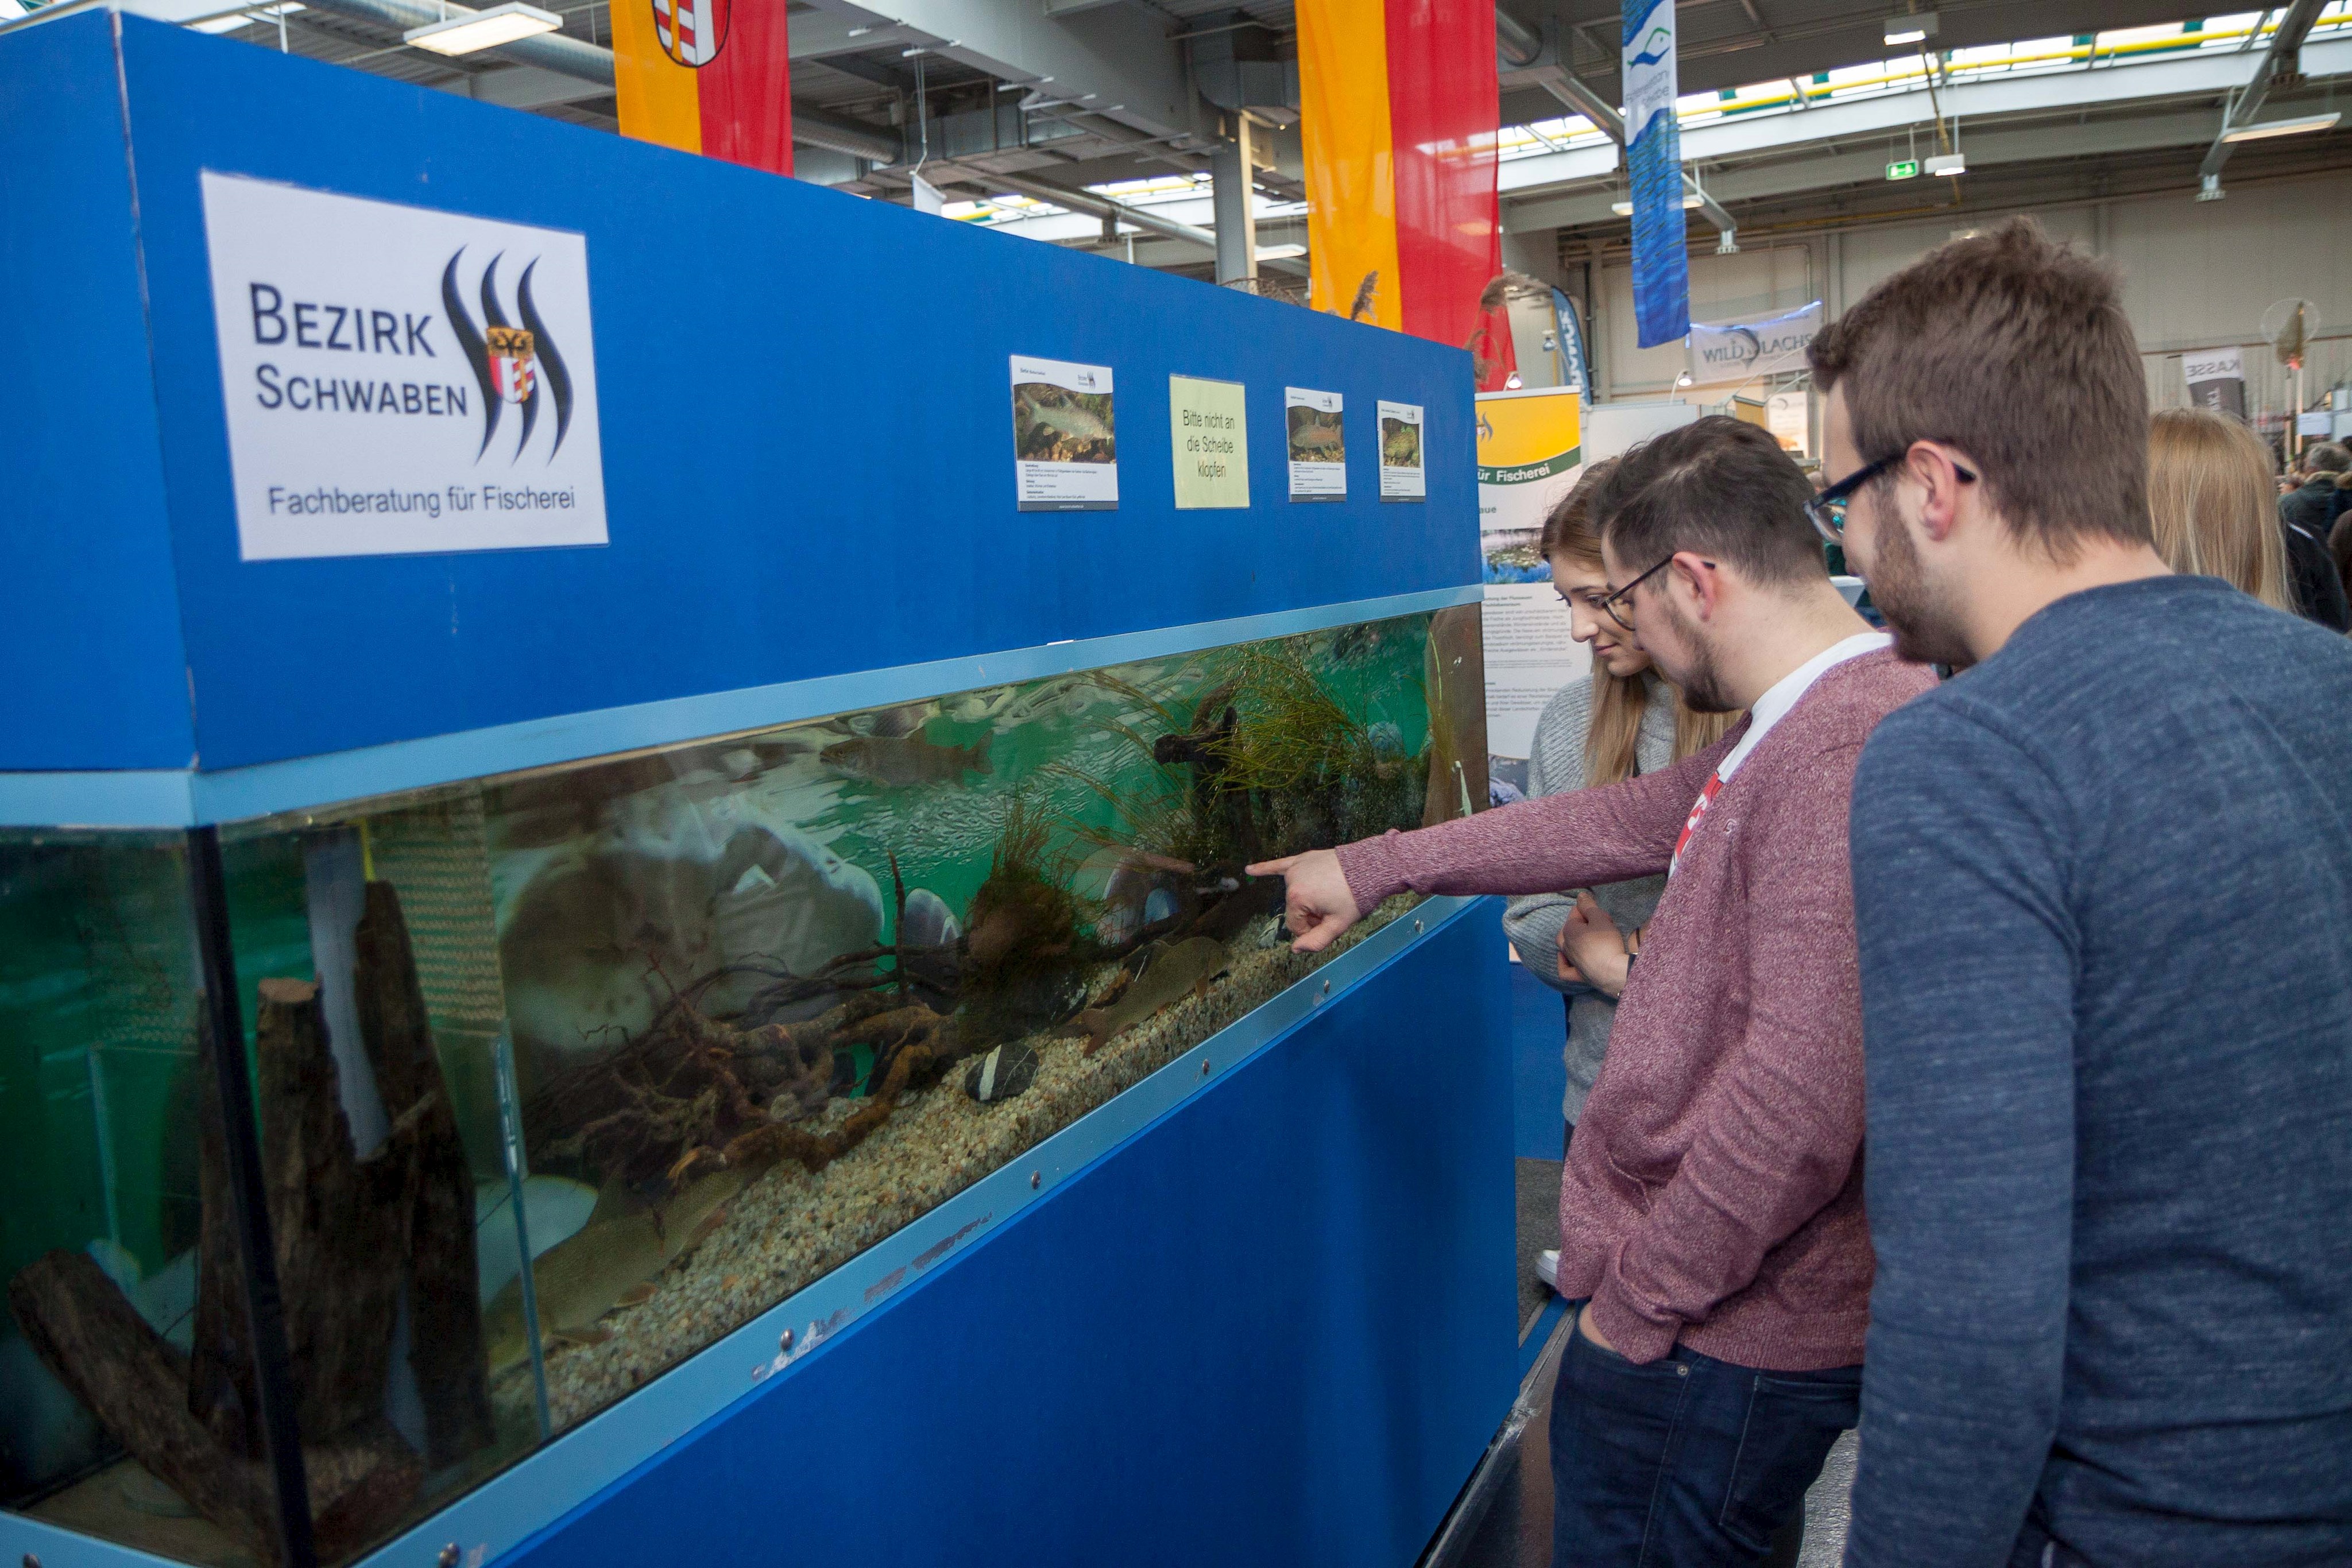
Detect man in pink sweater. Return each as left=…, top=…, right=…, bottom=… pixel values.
left=1254, top=417, right=1932, bottom=1566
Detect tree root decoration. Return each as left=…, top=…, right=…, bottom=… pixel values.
left=7, top=1250, right=423, bottom=1567
left=719, top=1013, right=959, bottom=1177
left=533, top=1002, right=835, bottom=1191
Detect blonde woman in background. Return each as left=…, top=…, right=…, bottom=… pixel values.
left=2148, top=407, right=2295, bottom=611
left=1502, top=459, right=1733, bottom=1167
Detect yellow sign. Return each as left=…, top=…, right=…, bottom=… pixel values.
left=1475, top=387, right=1582, bottom=481
left=1170, top=375, right=1250, bottom=509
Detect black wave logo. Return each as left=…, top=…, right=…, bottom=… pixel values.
left=441, top=247, right=577, bottom=463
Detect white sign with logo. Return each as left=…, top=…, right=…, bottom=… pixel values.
left=200, top=172, right=608, bottom=562
left=1687, top=300, right=1823, bottom=382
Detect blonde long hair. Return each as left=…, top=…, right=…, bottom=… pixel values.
left=2149, top=408, right=2295, bottom=612
left=1541, top=460, right=1734, bottom=785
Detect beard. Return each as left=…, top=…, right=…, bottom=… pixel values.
left=1650, top=597, right=1740, bottom=713
left=1865, top=511, right=1975, bottom=668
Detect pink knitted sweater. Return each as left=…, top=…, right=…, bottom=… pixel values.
left=1337, top=650, right=1934, bottom=1370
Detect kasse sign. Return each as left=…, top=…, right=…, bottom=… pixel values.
left=200, top=173, right=609, bottom=562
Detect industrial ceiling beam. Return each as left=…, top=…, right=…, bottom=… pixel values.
left=2197, top=0, right=2328, bottom=198
left=1496, top=6, right=1738, bottom=250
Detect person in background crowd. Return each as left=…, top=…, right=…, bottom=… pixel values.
left=2277, top=441, right=2351, bottom=630
left=1503, top=459, right=1733, bottom=1171
left=1253, top=417, right=1933, bottom=1568
left=2331, top=469, right=2352, bottom=598
left=1811, top=216, right=2352, bottom=1567
left=2146, top=408, right=2295, bottom=611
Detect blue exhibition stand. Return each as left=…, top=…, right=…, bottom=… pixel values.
left=0, top=16, right=1516, bottom=1568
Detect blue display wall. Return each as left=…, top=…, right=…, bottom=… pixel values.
left=0, top=11, right=1476, bottom=792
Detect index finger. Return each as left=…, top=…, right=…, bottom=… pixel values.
left=1245, top=857, right=1299, bottom=877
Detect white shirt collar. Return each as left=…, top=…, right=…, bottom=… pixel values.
left=1716, top=632, right=1891, bottom=781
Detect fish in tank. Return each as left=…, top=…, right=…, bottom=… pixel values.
left=0, top=607, right=1483, bottom=1567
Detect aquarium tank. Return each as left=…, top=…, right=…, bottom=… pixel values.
left=1, top=607, right=1483, bottom=1567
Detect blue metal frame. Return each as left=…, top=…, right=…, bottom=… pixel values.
left=0, top=586, right=1479, bottom=830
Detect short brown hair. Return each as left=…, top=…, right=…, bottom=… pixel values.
left=1592, top=415, right=1825, bottom=586
left=1808, top=216, right=2150, bottom=556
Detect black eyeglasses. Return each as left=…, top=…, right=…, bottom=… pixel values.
left=1595, top=555, right=1693, bottom=632
left=1807, top=451, right=1978, bottom=543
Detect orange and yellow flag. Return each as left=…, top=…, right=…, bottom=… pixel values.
left=611, top=0, right=794, bottom=175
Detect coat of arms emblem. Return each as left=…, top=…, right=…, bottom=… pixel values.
left=653, top=0, right=729, bottom=66
left=486, top=325, right=536, bottom=405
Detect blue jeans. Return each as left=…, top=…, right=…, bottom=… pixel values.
left=1549, top=1310, right=1859, bottom=1567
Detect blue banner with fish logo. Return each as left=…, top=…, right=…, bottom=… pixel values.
left=1622, top=0, right=1688, bottom=350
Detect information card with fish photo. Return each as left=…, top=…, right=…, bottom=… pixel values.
left=1011, top=355, right=1119, bottom=511
left=1378, top=400, right=1426, bottom=502
left=1285, top=386, right=1345, bottom=501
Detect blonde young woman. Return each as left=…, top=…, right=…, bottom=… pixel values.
left=1501, top=460, right=1733, bottom=1152
left=2148, top=407, right=2296, bottom=612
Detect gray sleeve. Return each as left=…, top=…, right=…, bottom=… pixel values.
left=1844, top=705, right=2078, bottom=1568
left=1502, top=682, right=1595, bottom=994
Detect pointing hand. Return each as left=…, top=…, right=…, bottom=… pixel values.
left=1244, top=850, right=1364, bottom=954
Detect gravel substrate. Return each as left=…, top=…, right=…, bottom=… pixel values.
left=497, top=894, right=1419, bottom=1433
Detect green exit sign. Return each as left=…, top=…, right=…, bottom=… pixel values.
left=1886, top=158, right=1921, bottom=180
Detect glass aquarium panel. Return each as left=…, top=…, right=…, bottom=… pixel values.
left=6, top=606, right=1484, bottom=1566
left=0, top=831, right=292, bottom=1567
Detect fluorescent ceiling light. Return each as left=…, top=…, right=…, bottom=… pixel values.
left=404, top=2, right=560, bottom=55
left=1610, top=195, right=1706, bottom=215
left=1256, top=243, right=1306, bottom=260
left=2220, top=111, right=2342, bottom=142
left=1883, top=10, right=1936, bottom=45
left=1924, top=152, right=1966, bottom=175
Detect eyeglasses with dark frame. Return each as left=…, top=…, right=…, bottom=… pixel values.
left=1806, top=450, right=1979, bottom=544
left=1595, top=554, right=1689, bottom=632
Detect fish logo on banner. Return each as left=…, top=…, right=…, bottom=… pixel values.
left=653, top=0, right=729, bottom=67
left=440, top=249, right=577, bottom=462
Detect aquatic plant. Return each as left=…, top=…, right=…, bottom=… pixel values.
left=957, top=793, right=1096, bottom=1045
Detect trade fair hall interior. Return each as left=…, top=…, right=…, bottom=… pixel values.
left=2, top=2, right=2348, bottom=1568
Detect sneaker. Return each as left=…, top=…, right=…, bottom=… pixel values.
left=1535, top=1249, right=1560, bottom=1291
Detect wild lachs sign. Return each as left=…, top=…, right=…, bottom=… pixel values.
left=200, top=172, right=609, bottom=561
left=1687, top=300, right=1824, bottom=382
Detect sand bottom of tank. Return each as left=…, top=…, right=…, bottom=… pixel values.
left=495, top=894, right=1422, bottom=1434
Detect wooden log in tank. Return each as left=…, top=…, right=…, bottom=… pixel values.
left=7, top=1249, right=423, bottom=1566
left=353, top=879, right=494, bottom=1468
left=189, top=1012, right=263, bottom=1457
left=252, top=977, right=412, bottom=1445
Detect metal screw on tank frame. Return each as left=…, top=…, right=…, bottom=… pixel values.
left=780, top=1328, right=794, bottom=1352
left=439, top=1546, right=462, bottom=1568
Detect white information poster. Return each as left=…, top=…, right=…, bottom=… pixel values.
left=1378, top=400, right=1426, bottom=501
left=199, top=172, right=608, bottom=562
left=1285, top=386, right=1345, bottom=500
left=1011, top=355, right=1119, bottom=511
left=1482, top=582, right=1590, bottom=762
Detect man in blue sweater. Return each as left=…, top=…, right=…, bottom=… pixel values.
left=1808, top=218, right=2352, bottom=1567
